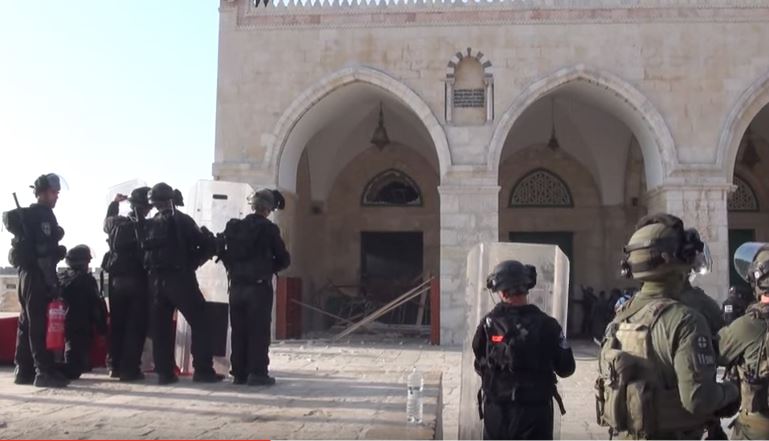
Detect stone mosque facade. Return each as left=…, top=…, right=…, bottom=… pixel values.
left=212, top=0, right=769, bottom=344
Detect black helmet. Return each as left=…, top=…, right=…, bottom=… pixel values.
left=148, top=182, right=174, bottom=203
left=32, top=173, right=62, bottom=195
left=172, top=189, right=184, bottom=207
left=486, top=260, right=537, bottom=294
left=65, top=244, right=92, bottom=267
left=128, top=186, right=151, bottom=208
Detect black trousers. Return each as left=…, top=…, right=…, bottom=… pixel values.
left=229, top=282, right=273, bottom=378
left=482, top=400, right=554, bottom=440
left=62, top=332, right=91, bottom=378
left=15, top=267, right=55, bottom=376
left=149, top=270, right=214, bottom=376
left=108, top=274, right=149, bottom=376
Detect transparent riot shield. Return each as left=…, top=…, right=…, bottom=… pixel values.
left=458, top=242, right=570, bottom=440
left=106, top=179, right=147, bottom=216
left=174, top=180, right=254, bottom=375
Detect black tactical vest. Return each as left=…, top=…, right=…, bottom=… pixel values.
left=221, top=215, right=273, bottom=284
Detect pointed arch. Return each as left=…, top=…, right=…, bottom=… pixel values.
left=718, top=69, right=769, bottom=182
left=487, top=64, right=676, bottom=190
left=265, top=65, right=451, bottom=193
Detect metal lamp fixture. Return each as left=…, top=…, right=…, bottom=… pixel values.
left=547, top=97, right=561, bottom=151
left=370, top=101, right=391, bottom=151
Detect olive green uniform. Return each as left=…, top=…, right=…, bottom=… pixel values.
left=680, top=282, right=725, bottom=335
left=718, top=302, right=769, bottom=440
left=599, top=279, right=739, bottom=439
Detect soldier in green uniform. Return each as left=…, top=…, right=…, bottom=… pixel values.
left=595, top=213, right=739, bottom=439
left=717, top=242, right=769, bottom=439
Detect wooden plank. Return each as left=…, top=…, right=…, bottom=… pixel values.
left=332, top=279, right=433, bottom=341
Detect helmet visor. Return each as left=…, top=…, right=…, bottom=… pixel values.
left=734, top=242, right=769, bottom=283
left=691, top=243, right=713, bottom=276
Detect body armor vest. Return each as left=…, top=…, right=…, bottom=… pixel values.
left=737, top=304, right=769, bottom=417
left=479, top=309, right=554, bottom=404
left=221, top=216, right=273, bottom=284
left=596, top=298, right=710, bottom=438
left=104, top=216, right=143, bottom=275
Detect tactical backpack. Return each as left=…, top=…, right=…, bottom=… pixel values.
left=141, top=212, right=184, bottom=271
left=479, top=310, right=555, bottom=404
left=736, top=305, right=769, bottom=415
left=220, top=216, right=272, bottom=283
left=596, top=298, right=710, bottom=438
left=103, top=217, right=141, bottom=275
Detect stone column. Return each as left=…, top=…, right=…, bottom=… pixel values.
left=439, top=181, right=500, bottom=345
left=646, top=183, right=733, bottom=302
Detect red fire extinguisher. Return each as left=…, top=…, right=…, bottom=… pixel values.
left=46, top=298, right=67, bottom=351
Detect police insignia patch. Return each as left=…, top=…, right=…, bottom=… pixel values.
left=41, top=222, right=51, bottom=236
left=697, top=335, right=708, bottom=349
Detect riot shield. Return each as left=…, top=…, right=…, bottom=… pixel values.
left=174, top=180, right=254, bottom=375
left=458, top=242, right=570, bottom=440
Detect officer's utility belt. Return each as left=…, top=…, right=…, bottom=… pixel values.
left=477, top=384, right=565, bottom=419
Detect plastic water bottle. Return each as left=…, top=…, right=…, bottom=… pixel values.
left=406, top=367, right=424, bottom=424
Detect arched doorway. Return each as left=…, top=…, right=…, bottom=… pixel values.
left=727, top=105, right=769, bottom=290
left=270, top=68, right=446, bottom=337
left=491, top=67, right=667, bottom=336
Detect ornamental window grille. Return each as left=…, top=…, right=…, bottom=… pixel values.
left=362, top=169, right=422, bottom=207
left=509, top=169, right=573, bottom=208
left=728, top=176, right=759, bottom=212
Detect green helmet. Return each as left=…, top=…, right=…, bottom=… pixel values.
left=621, top=213, right=702, bottom=281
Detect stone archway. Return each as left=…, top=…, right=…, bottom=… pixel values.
left=266, top=65, right=451, bottom=193
left=487, top=64, right=676, bottom=191
left=718, top=69, right=769, bottom=182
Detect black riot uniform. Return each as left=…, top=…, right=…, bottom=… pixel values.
left=58, top=245, right=108, bottom=379
left=722, top=285, right=753, bottom=326
left=219, top=189, right=290, bottom=385
left=3, top=174, right=68, bottom=387
left=472, top=260, right=575, bottom=440
left=103, top=187, right=151, bottom=381
left=141, top=183, right=221, bottom=384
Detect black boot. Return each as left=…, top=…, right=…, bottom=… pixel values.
left=247, top=374, right=276, bottom=386
left=13, top=366, right=35, bottom=385
left=157, top=374, right=179, bottom=385
left=193, top=371, right=225, bottom=383
left=33, top=372, right=69, bottom=388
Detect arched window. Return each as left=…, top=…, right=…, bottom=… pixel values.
left=728, top=175, right=759, bottom=212
left=509, top=169, right=573, bottom=208
left=362, top=169, right=422, bottom=207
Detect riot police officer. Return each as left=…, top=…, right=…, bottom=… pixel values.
left=596, top=213, right=738, bottom=439
left=2, top=174, right=68, bottom=387
left=717, top=242, right=769, bottom=439
left=141, top=182, right=222, bottom=384
left=722, top=285, right=753, bottom=326
left=219, top=189, right=290, bottom=386
left=103, top=187, right=151, bottom=381
left=58, top=245, right=108, bottom=379
left=472, top=260, right=575, bottom=440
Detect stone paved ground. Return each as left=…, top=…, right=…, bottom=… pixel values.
left=0, top=339, right=606, bottom=440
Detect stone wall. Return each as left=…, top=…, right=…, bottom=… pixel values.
left=213, top=0, right=769, bottom=342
